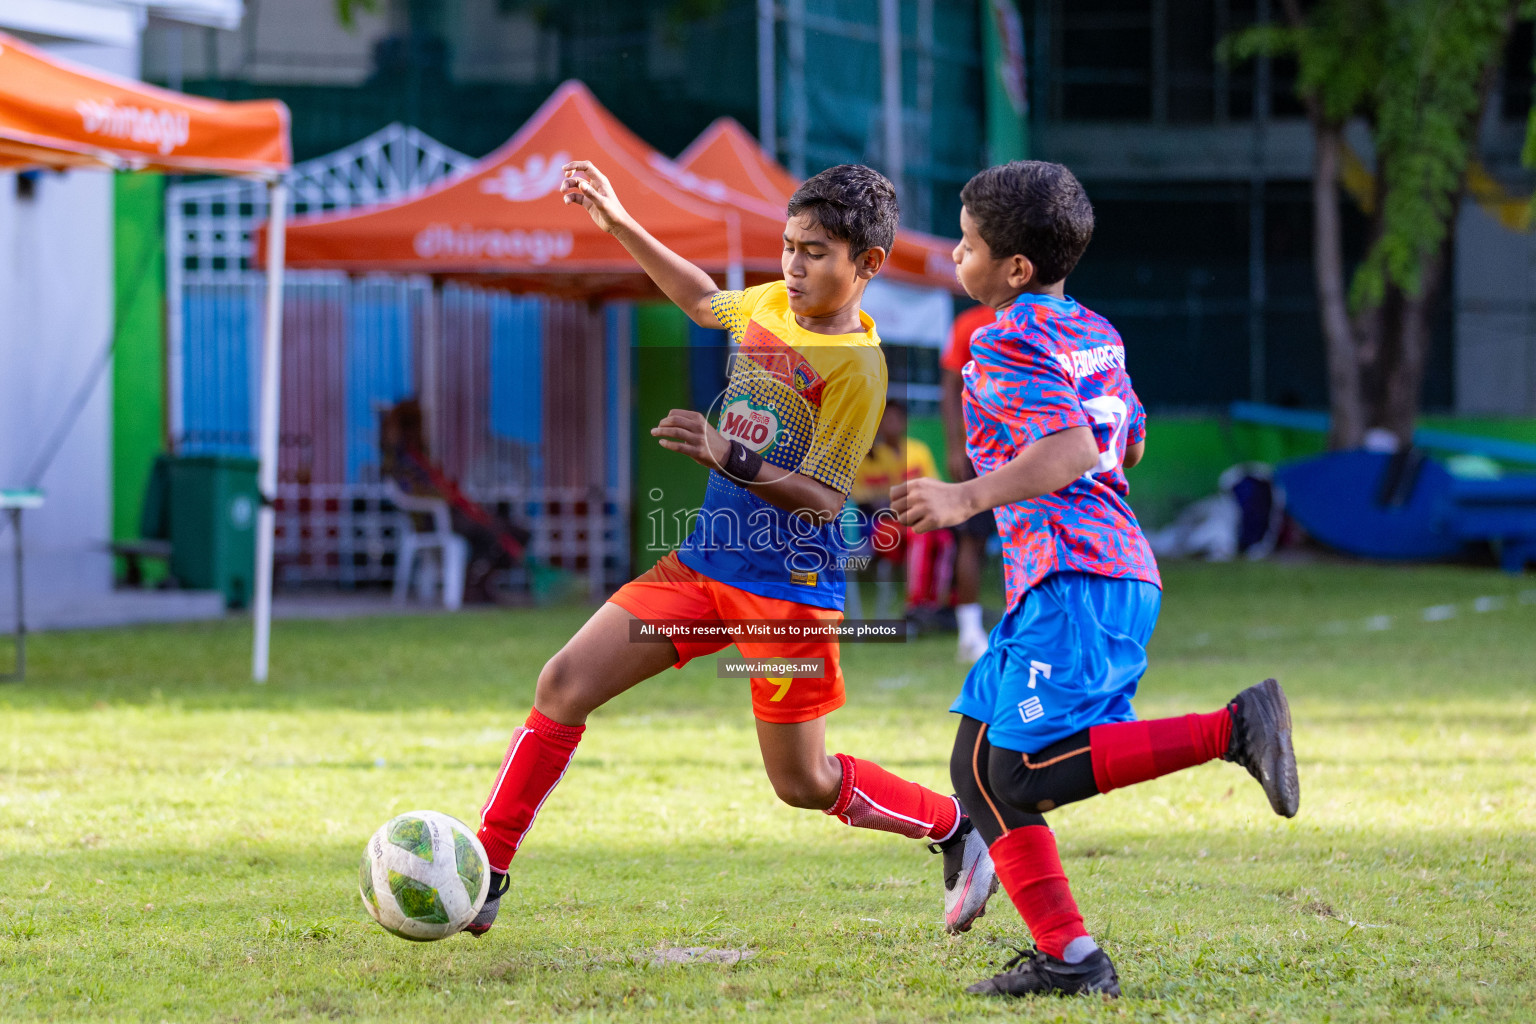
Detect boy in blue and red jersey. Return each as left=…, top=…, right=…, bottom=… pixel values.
left=896, top=161, right=1300, bottom=998
left=467, top=161, right=998, bottom=938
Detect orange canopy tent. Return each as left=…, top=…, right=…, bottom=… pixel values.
left=274, top=81, right=789, bottom=295
left=676, top=117, right=963, bottom=294
left=0, top=30, right=292, bottom=681
left=0, top=31, right=288, bottom=174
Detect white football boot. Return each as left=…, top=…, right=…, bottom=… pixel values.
left=932, top=817, right=999, bottom=934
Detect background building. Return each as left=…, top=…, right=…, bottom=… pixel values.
left=1020, top=0, right=1535, bottom=418
left=117, top=0, right=1536, bottom=558
left=143, top=0, right=1536, bottom=423
left=141, top=0, right=987, bottom=236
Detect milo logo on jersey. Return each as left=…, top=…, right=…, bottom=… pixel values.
left=719, top=397, right=782, bottom=453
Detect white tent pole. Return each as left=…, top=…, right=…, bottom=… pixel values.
left=252, top=177, right=288, bottom=683
left=726, top=211, right=744, bottom=292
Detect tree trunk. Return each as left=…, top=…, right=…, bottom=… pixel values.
left=1311, top=122, right=1365, bottom=449
left=1372, top=228, right=1451, bottom=446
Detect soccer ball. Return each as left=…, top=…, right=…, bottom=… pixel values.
left=359, top=810, right=491, bottom=941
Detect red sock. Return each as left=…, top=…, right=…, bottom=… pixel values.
left=989, top=825, right=1087, bottom=959
left=825, top=754, right=959, bottom=840
left=1089, top=707, right=1233, bottom=793
left=477, top=709, right=584, bottom=871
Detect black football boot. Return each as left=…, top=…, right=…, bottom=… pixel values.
left=966, top=945, right=1121, bottom=998
left=1223, top=677, right=1300, bottom=818
left=463, top=870, right=510, bottom=937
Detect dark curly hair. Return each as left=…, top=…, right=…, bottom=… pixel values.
left=787, top=164, right=900, bottom=259
left=960, top=161, right=1094, bottom=285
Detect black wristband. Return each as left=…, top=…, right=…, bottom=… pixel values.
left=723, top=440, right=764, bottom=484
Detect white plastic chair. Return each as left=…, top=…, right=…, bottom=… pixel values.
left=385, top=481, right=468, bottom=610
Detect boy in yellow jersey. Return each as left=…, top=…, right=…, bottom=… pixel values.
left=467, top=161, right=998, bottom=938
left=855, top=401, right=941, bottom=504
left=853, top=401, right=953, bottom=616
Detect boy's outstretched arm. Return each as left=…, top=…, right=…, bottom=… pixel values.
left=562, top=160, right=722, bottom=328
left=892, top=426, right=1098, bottom=533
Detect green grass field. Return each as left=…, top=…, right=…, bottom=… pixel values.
left=2, top=562, right=1533, bottom=1022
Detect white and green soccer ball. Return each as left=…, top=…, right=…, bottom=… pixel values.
left=359, top=810, right=491, bottom=941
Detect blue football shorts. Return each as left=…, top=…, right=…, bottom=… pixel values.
left=950, top=571, right=1162, bottom=752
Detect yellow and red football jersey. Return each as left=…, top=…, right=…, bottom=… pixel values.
left=673, top=280, right=888, bottom=610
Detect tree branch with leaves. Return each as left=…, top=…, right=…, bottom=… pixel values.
left=1225, top=0, right=1535, bottom=449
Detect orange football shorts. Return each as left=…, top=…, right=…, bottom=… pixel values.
left=607, top=551, right=845, bottom=724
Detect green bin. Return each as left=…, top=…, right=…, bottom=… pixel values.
left=167, top=456, right=260, bottom=608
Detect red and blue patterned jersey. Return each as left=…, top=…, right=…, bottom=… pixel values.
left=961, top=293, right=1160, bottom=609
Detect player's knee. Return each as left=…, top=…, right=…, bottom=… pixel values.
left=769, top=776, right=825, bottom=809
left=533, top=651, right=565, bottom=699
left=767, top=764, right=841, bottom=810
left=988, top=750, right=1050, bottom=814
left=534, top=649, right=593, bottom=720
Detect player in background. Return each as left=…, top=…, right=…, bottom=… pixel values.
left=895, top=161, right=1299, bottom=998
left=852, top=401, right=952, bottom=620
left=940, top=304, right=999, bottom=664
left=855, top=401, right=941, bottom=504
left=468, top=161, right=998, bottom=938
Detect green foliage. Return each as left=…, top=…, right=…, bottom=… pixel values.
left=1290, top=0, right=1389, bottom=124
left=1219, top=7, right=1384, bottom=124
left=1359, top=0, right=1512, bottom=307
left=333, top=0, right=380, bottom=31
left=1, top=567, right=1535, bottom=1019
left=1225, top=1, right=1526, bottom=309
left=1525, top=1, right=1536, bottom=166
